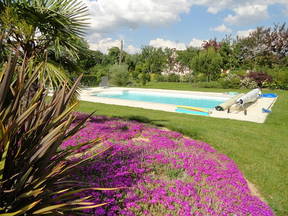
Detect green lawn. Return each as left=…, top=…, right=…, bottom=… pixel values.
left=77, top=83, right=288, bottom=215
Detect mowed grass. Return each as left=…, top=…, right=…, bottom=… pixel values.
left=76, top=83, right=288, bottom=215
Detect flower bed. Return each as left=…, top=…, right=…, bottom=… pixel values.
left=62, top=113, right=274, bottom=216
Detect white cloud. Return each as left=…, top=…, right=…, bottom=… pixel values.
left=84, top=0, right=192, bottom=34
left=82, top=0, right=288, bottom=52
left=224, top=4, right=269, bottom=25
left=89, top=38, right=121, bottom=53
left=89, top=37, right=206, bottom=54
left=188, top=38, right=204, bottom=48
left=126, top=45, right=141, bottom=54
left=191, top=0, right=288, bottom=27
left=211, top=24, right=232, bottom=33
left=192, top=0, right=288, bottom=15
left=83, top=0, right=288, bottom=35
left=83, top=0, right=194, bottom=52
left=236, top=29, right=255, bottom=38
left=88, top=38, right=140, bottom=54
left=149, top=38, right=187, bottom=50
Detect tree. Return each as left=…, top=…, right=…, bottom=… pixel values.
left=191, top=47, right=223, bottom=82
left=202, top=39, right=221, bottom=50
left=0, top=0, right=88, bottom=87
left=234, top=24, right=288, bottom=68
left=139, top=46, right=167, bottom=74
left=109, top=64, right=130, bottom=86
left=125, top=53, right=140, bottom=72
left=107, top=47, right=127, bottom=65
left=219, top=38, right=239, bottom=70
left=176, top=47, right=199, bottom=69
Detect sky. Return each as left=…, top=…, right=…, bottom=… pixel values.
left=82, top=0, right=288, bottom=54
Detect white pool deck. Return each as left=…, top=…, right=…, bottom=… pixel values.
left=79, top=87, right=277, bottom=123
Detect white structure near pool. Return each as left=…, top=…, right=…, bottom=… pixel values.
left=80, top=87, right=277, bottom=123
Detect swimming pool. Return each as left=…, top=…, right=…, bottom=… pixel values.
left=79, top=87, right=274, bottom=123
left=93, top=90, right=227, bottom=109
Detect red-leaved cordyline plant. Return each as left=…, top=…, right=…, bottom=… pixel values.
left=0, top=53, right=116, bottom=215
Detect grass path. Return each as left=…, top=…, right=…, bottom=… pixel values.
left=76, top=84, right=288, bottom=215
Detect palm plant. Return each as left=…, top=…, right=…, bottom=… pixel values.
left=0, top=0, right=116, bottom=214
left=0, top=53, right=115, bottom=215
left=0, top=0, right=88, bottom=88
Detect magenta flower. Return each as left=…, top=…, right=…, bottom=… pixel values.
left=64, top=113, right=274, bottom=216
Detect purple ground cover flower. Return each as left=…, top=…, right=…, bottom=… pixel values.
left=65, top=113, right=274, bottom=216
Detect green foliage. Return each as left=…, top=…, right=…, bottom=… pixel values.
left=0, top=0, right=89, bottom=89
left=132, top=62, right=150, bottom=85
left=149, top=73, right=159, bottom=82
left=240, top=77, right=258, bottom=89
left=176, top=47, right=199, bottom=69
left=179, top=73, right=194, bottom=82
left=219, top=73, right=241, bottom=89
left=80, top=75, right=99, bottom=86
left=106, top=47, right=127, bottom=65
left=138, top=46, right=167, bottom=74
left=191, top=47, right=223, bottom=82
left=219, top=40, right=239, bottom=70
left=167, top=73, right=180, bottom=82
left=125, top=54, right=140, bottom=72
left=137, top=73, right=150, bottom=85
left=230, top=69, right=247, bottom=76
left=0, top=55, right=110, bottom=215
left=83, top=64, right=109, bottom=86
left=191, top=81, right=223, bottom=89
left=79, top=49, right=104, bottom=70
left=266, top=67, right=288, bottom=90
left=153, top=74, right=166, bottom=82
left=0, top=0, right=88, bottom=58
left=109, top=64, right=130, bottom=86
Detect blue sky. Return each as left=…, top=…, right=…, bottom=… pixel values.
left=83, top=0, right=288, bottom=53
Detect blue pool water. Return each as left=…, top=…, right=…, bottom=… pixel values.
left=94, top=90, right=227, bottom=109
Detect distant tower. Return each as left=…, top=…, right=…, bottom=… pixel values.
left=119, top=40, right=124, bottom=64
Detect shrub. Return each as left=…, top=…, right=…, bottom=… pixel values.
left=267, top=68, right=288, bottom=90
left=81, top=75, right=99, bottom=86
left=240, top=77, right=258, bottom=89
left=155, top=74, right=167, bottom=82
left=137, top=73, right=150, bottom=85
left=88, top=64, right=108, bottom=76
left=231, top=69, right=247, bottom=76
left=246, top=71, right=273, bottom=88
left=109, top=64, right=130, bottom=86
left=150, top=73, right=159, bottom=82
left=0, top=55, right=109, bottom=215
left=180, top=73, right=194, bottom=82
left=219, top=73, right=241, bottom=89
left=167, top=73, right=180, bottom=82
left=191, top=81, right=222, bottom=88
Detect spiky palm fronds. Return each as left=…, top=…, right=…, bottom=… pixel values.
left=0, top=0, right=89, bottom=90
left=0, top=54, right=112, bottom=216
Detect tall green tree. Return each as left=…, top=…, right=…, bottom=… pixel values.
left=191, top=47, right=223, bottom=82
left=139, top=46, right=167, bottom=74
left=176, top=47, right=199, bottom=69
left=106, top=47, right=127, bottom=65
left=219, top=39, right=238, bottom=70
